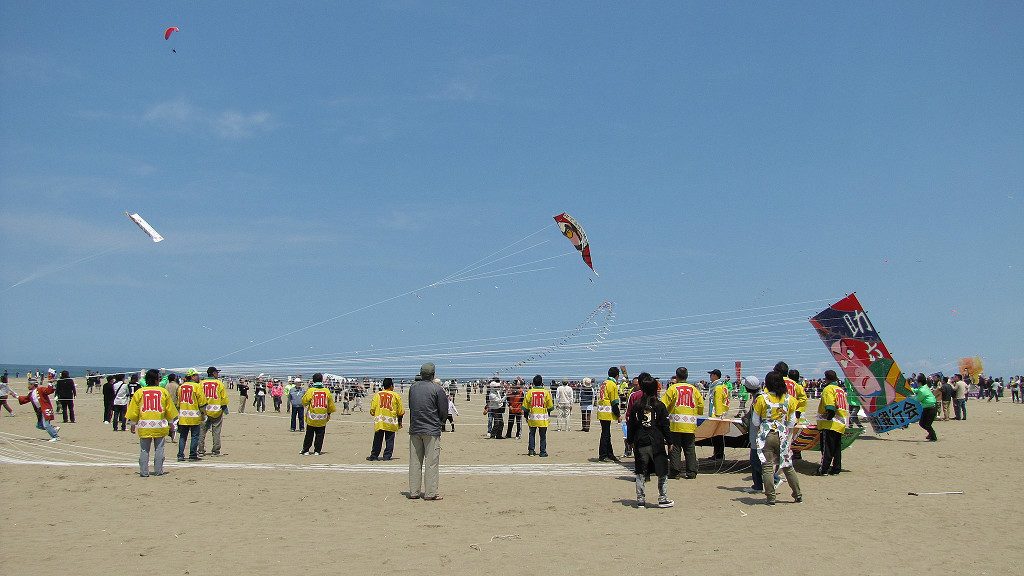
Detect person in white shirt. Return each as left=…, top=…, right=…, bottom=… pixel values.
left=554, top=381, right=574, bottom=431
left=111, top=374, right=130, bottom=431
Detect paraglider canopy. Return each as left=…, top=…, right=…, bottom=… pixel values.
left=164, top=27, right=179, bottom=40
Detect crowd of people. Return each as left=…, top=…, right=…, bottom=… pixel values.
left=2, top=363, right=1018, bottom=506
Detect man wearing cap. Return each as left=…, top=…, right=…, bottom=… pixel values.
left=816, top=370, right=849, bottom=475
left=127, top=369, right=179, bottom=477
left=367, top=377, right=404, bottom=460
left=407, top=363, right=448, bottom=500
left=706, top=369, right=730, bottom=461
left=198, top=367, right=229, bottom=457
left=175, top=370, right=207, bottom=461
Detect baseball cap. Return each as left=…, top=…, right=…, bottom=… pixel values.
left=708, top=369, right=722, bottom=377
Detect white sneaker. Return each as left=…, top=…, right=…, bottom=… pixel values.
left=103, top=420, right=110, bottom=424
left=313, top=452, right=322, bottom=456
left=300, top=451, right=309, bottom=456
left=49, top=437, right=60, bottom=442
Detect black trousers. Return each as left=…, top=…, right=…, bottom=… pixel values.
left=711, top=434, right=725, bottom=459
left=370, top=429, right=395, bottom=459
left=668, top=431, right=697, bottom=476
left=58, top=399, right=75, bottom=423
left=919, top=407, right=938, bottom=440
left=302, top=426, right=326, bottom=453
left=490, top=412, right=505, bottom=439
left=818, top=428, right=843, bottom=474
left=103, top=399, right=113, bottom=422
left=599, top=419, right=614, bottom=458
left=505, top=413, right=521, bottom=438
left=111, top=405, right=127, bottom=430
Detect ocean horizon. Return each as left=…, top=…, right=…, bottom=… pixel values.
left=0, top=363, right=140, bottom=378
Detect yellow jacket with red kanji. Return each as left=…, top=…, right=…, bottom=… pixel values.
left=199, top=378, right=229, bottom=418
left=303, top=385, right=336, bottom=427
left=174, top=381, right=208, bottom=426
left=523, top=387, right=554, bottom=428
left=370, top=389, right=405, bottom=432
left=126, top=386, right=179, bottom=438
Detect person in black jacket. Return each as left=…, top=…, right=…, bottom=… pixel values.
left=54, top=370, right=77, bottom=423
left=626, top=372, right=673, bottom=509
left=102, top=375, right=115, bottom=423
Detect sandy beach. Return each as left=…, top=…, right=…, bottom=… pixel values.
left=1, top=377, right=1019, bottom=576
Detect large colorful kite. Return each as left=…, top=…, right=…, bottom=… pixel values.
left=553, top=212, right=594, bottom=273
left=809, top=293, right=921, bottom=433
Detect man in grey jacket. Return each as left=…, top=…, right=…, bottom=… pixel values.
left=408, top=362, right=448, bottom=500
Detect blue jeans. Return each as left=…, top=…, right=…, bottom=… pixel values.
left=528, top=426, right=547, bottom=454
left=42, top=418, right=59, bottom=439
left=749, top=447, right=763, bottom=489
left=177, top=424, right=201, bottom=459
left=291, top=406, right=305, bottom=430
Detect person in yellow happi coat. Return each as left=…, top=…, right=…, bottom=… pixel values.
left=127, top=369, right=179, bottom=477
left=661, top=367, right=705, bottom=478
left=367, top=377, right=404, bottom=461
left=301, top=373, right=336, bottom=455
left=816, top=370, right=849, bottom=476
left=174, top=369, right=208, bottom=461
left=523, top=375, right=554, bottom=457
left=198, top=366, right=230, bottom=457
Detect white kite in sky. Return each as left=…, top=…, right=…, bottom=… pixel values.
left=125, top=211, right=164, bottom=243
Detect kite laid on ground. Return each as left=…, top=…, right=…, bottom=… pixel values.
left=553, top=212, right=594, bottom=273
left=164, top=27, right=179, bottom=40
left=125, top=211, right=164, bottom=243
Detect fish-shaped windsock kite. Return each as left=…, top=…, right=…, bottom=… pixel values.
left=553, top=212, right=594, bottom=272
left=125, top=211, right=164, bottom=243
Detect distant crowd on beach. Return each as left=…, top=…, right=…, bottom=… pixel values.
left=3, top=362, right=1022, bottom=508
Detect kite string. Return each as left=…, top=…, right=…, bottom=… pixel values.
left=4, top=246, right=122, bottom=291
left=204, top=224, right=561, bottom=364
left=435, top=223, right=554, bottom=284
left=209, top=298, right=838, bottom=369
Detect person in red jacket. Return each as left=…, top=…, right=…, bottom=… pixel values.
left=19, top=381, right=60, bottom=441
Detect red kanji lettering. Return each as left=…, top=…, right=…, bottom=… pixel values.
left=679, top=386, right=694, bottom=408
left=380, top=392, right=393, bottom=411
left=142, top=389, right=162, bottom=412
left=203, top=382, right=218, bottom=399
left=835, top=389, right=849, bottom=411
left=179, top=385, right=194, bottom=405
left=312, top=391, right=328, bottom=409
left=531, top=391, right=545, bottom=408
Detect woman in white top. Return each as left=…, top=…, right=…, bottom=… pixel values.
left=111, top=375, right=130, bottom=431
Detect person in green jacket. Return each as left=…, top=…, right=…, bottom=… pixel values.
left=843, top=379, right=864, bottom=428
left=913, top=374, right=937, bottom=441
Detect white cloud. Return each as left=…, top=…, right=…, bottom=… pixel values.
left=215, top=110, right=272, bottom=139
left=142, top=99, right=273, bottom=139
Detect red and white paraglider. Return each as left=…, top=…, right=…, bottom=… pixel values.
left=164, top=27, right=179, bottom=40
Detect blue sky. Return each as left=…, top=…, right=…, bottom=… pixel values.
left=2, top=2, right=1021, bottom=378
